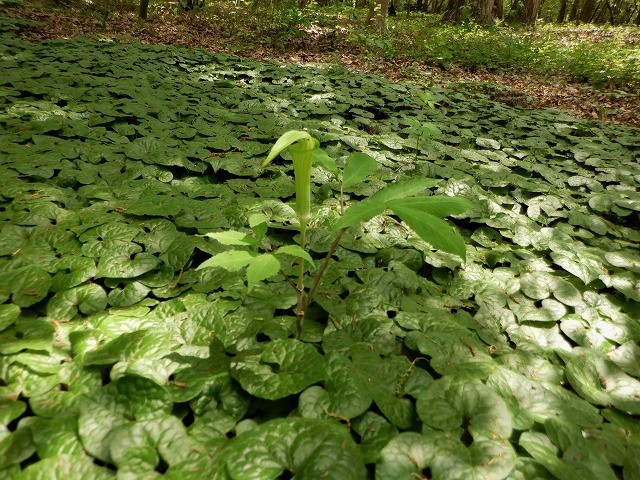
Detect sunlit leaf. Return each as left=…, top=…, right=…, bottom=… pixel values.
left=390, top=205, right=467, bottom=260
left=342, top=152, right=377, bottom=189
left=246, top=253, right=281, bottom=290
left=196, top=250, right=256, bottom=271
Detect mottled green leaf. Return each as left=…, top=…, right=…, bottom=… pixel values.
left=47, top=283, right=108, bottom=321
left=224, top=418, right=365, bottom=479
left=565, top=349, right=640, bottom=414
left=18, top=454, right=116, bottom=480
left=231, top=339, right=325, bottom=400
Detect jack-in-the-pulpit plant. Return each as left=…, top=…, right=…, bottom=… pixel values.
left=198, top=130, right=473, bottom=338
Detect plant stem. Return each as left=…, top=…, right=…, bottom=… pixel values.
left=295, top=229, right=307, bottom=339
left=303, top=227, right=348, bottom=312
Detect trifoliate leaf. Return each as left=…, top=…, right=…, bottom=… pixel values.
left=342, top=152, right=377, bottom=189
left=335, top=200, right=386, bottom=230
left=246, top=253, right=280, bottom=290
left=369, top=177, right=441, bottom=203
left=274, top=245, right=315, bottom=266
left=312, top=148, right=339, bottom=176
left=389, top=205, right=467, bottom=261
left=386, top=195, right=473, bottom=218
left=196, top=250, right=256, bottom=271
left=204, top=230, right=256, bottom=246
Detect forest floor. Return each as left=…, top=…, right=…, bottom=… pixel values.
left=2, top=3, right=640, bottom=128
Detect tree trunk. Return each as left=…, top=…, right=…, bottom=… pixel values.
left=378, top=0, right=390, bottom=31
left=579, top=0, right=597, bottom=22
left=433, top=0, right=447, bottom=13
left=365, top=0, right=390, bottom=32
left=557, top=0, right=568, bottom=22
left=509, top=0, right=542, bottom=24
left=604, top=0, right=615, bottom=22
left=139, top=0, right=150, bottom=19
left=620, top=4, right=636, bottom=24
left=473, top=0, right=494, bottom=23
left=569, top=0, right=580, bottom=21
left=442, top=0, right=466, bottom=22
left=493, top=0, right=504, bottom=19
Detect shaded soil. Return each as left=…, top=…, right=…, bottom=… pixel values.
left=2, top=3, right=639, bottom=128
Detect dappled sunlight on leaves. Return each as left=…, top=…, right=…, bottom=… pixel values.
left=0, top=26, right=638, bottom=479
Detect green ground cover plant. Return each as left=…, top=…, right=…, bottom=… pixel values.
left=0, top=31, right=639, bottom=479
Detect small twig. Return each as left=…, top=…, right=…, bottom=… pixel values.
left=460, top=336, right=477, bottom=356
left=169, top=268, right=184, bottom=289
left=279, top=269, right=297, bottom=291
left=303, top=227, right=349, bottom=311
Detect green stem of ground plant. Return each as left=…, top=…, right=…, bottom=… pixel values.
left=302, top=227, right=349, bottom=314
left=295, top=229, right=307, bottom=339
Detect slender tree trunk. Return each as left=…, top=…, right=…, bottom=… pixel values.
left=433, top=0, right=447, bottom=13
left=557, top=0, right=568, bottom=22
left=509, top=0, right=542, bottom=24
left=442, top=0, right=466, bottom=21
left=569, top=0, right=581, bottom=21
left=365, top=0, right=390, bottom=32
left=591, top=0, right=605, bottom=21
left=378, top=0, right=390, bottom=31
left=605, top=0, right=615, bottom=22
left=139, top=0, right=150, bottom=19
left=620, top=5, right=635, bottom=23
